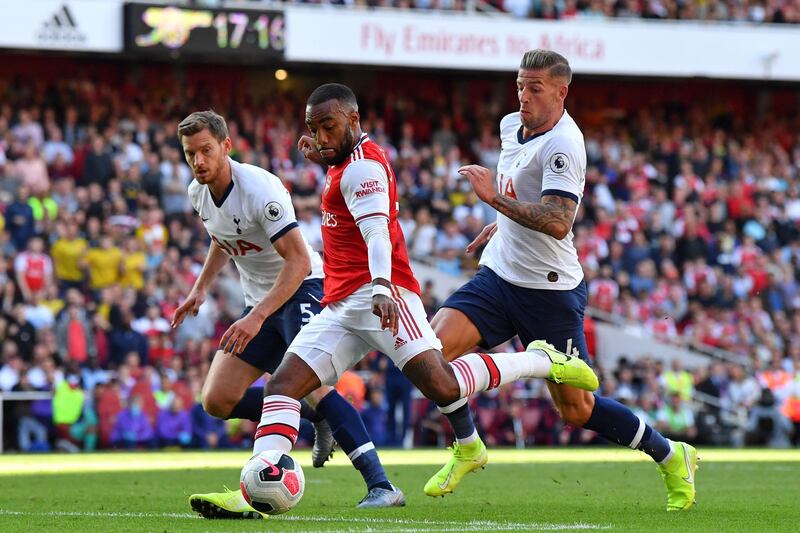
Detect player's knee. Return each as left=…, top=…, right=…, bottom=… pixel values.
left=201, top=388, right=236, bottom=419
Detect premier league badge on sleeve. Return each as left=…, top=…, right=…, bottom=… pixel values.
left=265, top=201, right=284, bottom=221
left=549, top=153, right=570, bottom=174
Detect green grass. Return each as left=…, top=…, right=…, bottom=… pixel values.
left=0, top=449, right=798, bottom=532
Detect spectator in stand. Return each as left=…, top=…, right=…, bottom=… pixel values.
left=156, top=396, right=192, bottom=447
left=360, top=388, right=390, bottom=447
left=656, top=393, right=698, bottom=443
left=82, top=136, right=114, bottom=187
left=746, top=388, right=793, bottom=447
left=14, top=237, right=53, bottom=303
left=83, top=235, right=122, bottom=293
left=13, top=372, right=50, bottom=452
left=660, top=359, right=694, bottom=401
left=50, top=218, right=88, bottom=293
left=108, top=306, right=148, bottom=367
left=10, top=109, right=43, bottom=153
left=4, top=184, right=35, bottom=252
left=55, top=289, right=96, bottom=365
left=52, top=374, right=85, bottom=451
left=111, top=395, right=154, bottom=449
left=119, top=238, right=147, bottom=291
left=42, top=126, right=74, bottom=167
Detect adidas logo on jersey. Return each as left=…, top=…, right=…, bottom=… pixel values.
left=38, top=4, right=86, bottom=44
left=394, top=337, right=407, bottom=350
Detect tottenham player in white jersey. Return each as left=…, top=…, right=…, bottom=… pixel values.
left=171, top=111, right=400, bottom=516
left=425, top=50, right=698, bottom=511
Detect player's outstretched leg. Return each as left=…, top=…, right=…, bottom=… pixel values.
left=190, top=390, right=334, bottom=519
left=558, top=388, right=698, bottom=511
left=312, top=388, right=405, bottom=508
left=657, top=440, right=698, bottom=511
left=410, top=342, right=597, bottom=497
left=255, top=354, right=405, bottom=508
left=189, top=488, right=267, bottom=520
left=299, top=399, right=336, bottom=468
left=424, top=397, right=487, bottom=498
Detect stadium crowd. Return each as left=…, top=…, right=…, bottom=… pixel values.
left=204, top=0, right=800, bottom=24
left=1, top=62, right=800, bottom=453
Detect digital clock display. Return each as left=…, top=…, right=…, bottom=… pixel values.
left=125, top=3, right=285, bottom=60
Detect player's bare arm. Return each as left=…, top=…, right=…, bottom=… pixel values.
left=371, top=278, right=400, bottom=336
left=459, top=164, right=576, bottom=240
left=465, top=222, right=497, bottom=253
left=219, top=227, right=311, bottom=355
left=492, top=194, right=576, bottom=241
left=171, top=240, right=229, bottom=328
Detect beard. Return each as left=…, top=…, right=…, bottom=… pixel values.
left=324, top=128, right=356, bottom=167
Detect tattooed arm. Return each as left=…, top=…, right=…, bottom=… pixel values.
left=458, top=164, right=577, bottom=240
left=490, top=193, right=577, bottom=240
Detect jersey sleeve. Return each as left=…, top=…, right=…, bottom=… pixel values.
left=340, top=159, right=390, bottom=225
left=499, top=112, right=521, bottom=154
left=187, top=180, right=201, bottom=213
left=251, top=173, right=299, bottom=243
left=540, top=135, right=586, bottom=204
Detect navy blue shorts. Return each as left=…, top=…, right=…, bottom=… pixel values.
left=442, top=267, right=591, bottom=364
left=237, top=278, right=323, bottom=373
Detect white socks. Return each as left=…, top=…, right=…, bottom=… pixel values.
left=448, top=351, right=552, bottom=397
left=253, top=395, right=301, bottom=455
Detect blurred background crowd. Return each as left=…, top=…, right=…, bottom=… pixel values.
left=1, top=52, right=799, bottom=453
left=190, top=0, right=800, bottom=24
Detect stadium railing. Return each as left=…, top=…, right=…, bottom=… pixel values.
left=0, top=391, right=53, bottom=454
left=586, top=307, right=753, bottom=369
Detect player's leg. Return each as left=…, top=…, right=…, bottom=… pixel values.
left=275, top=280, right=335, bottom=467
left=252, top=352, right=323, bottom=454
left=429, top=267, right=598, bottom=448
left=191, top=302, right=324, bottom=519
left=201, top=350, right=265, bottom=420
left=532, top=283, right=697, bottom=511
left=201, top=307, right=287, bottom=421
left=257, top=307, right=405, bottom=507
left=306, top=385, right=398, bottom=506
left=383, top=286, right=597, bottom=496
left=546, top=381, right=697, bottom=510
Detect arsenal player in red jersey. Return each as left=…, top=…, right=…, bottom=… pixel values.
left=249, top=84, right=596, bottom=503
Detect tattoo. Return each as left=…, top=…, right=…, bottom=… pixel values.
left=490, top=194, right=577, bottom=240
left=403, top=353, right=437, bottom=384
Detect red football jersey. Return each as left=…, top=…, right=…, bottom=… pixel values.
left=320, top=134, right=420, bottom=304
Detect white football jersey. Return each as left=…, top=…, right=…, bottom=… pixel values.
left=480, top=110, right=586, bottom=290
left=188, top=158, right=323, bottom=307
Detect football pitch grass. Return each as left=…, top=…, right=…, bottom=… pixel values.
left=0, top=448, right=798, bottom=532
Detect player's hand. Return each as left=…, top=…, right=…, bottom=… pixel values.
left=298, top=135, right=324, bottom=165
left=466, top=222, right=498, bottom=254
left=459, top=164, right=498, bottom=204
left=219, top=312, right=263, bottom=356
left=171, top=288, right=206, bottom=328
left=372, top=294, right=399, bottom=336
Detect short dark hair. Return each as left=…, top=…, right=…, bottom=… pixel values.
left=520, top=49, right=572, bottom=84
left=177, top=110, right=229, bottom=142
left=307, top=83, right=359, bottom=111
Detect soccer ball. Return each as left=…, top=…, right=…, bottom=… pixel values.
left=240, top=450, right=305, bottom=515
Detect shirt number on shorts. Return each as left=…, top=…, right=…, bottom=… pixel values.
left=299, top=303, right=315, bottom=325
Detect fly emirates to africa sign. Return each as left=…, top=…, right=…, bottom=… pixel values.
left=284, top=7, right=800, bottom=81
left=285, top=8, right=602, bottom=71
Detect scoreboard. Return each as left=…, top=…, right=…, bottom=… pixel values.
left=124, top=3, right=284, bottom=61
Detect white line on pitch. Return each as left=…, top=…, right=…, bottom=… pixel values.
left=0, top=509, right=611, bottom=530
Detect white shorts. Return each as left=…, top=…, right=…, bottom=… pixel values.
left=287, top=284, right=442, bottom=386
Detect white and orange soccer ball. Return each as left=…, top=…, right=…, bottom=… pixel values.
left=240, top=450, right=305, bottom=515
